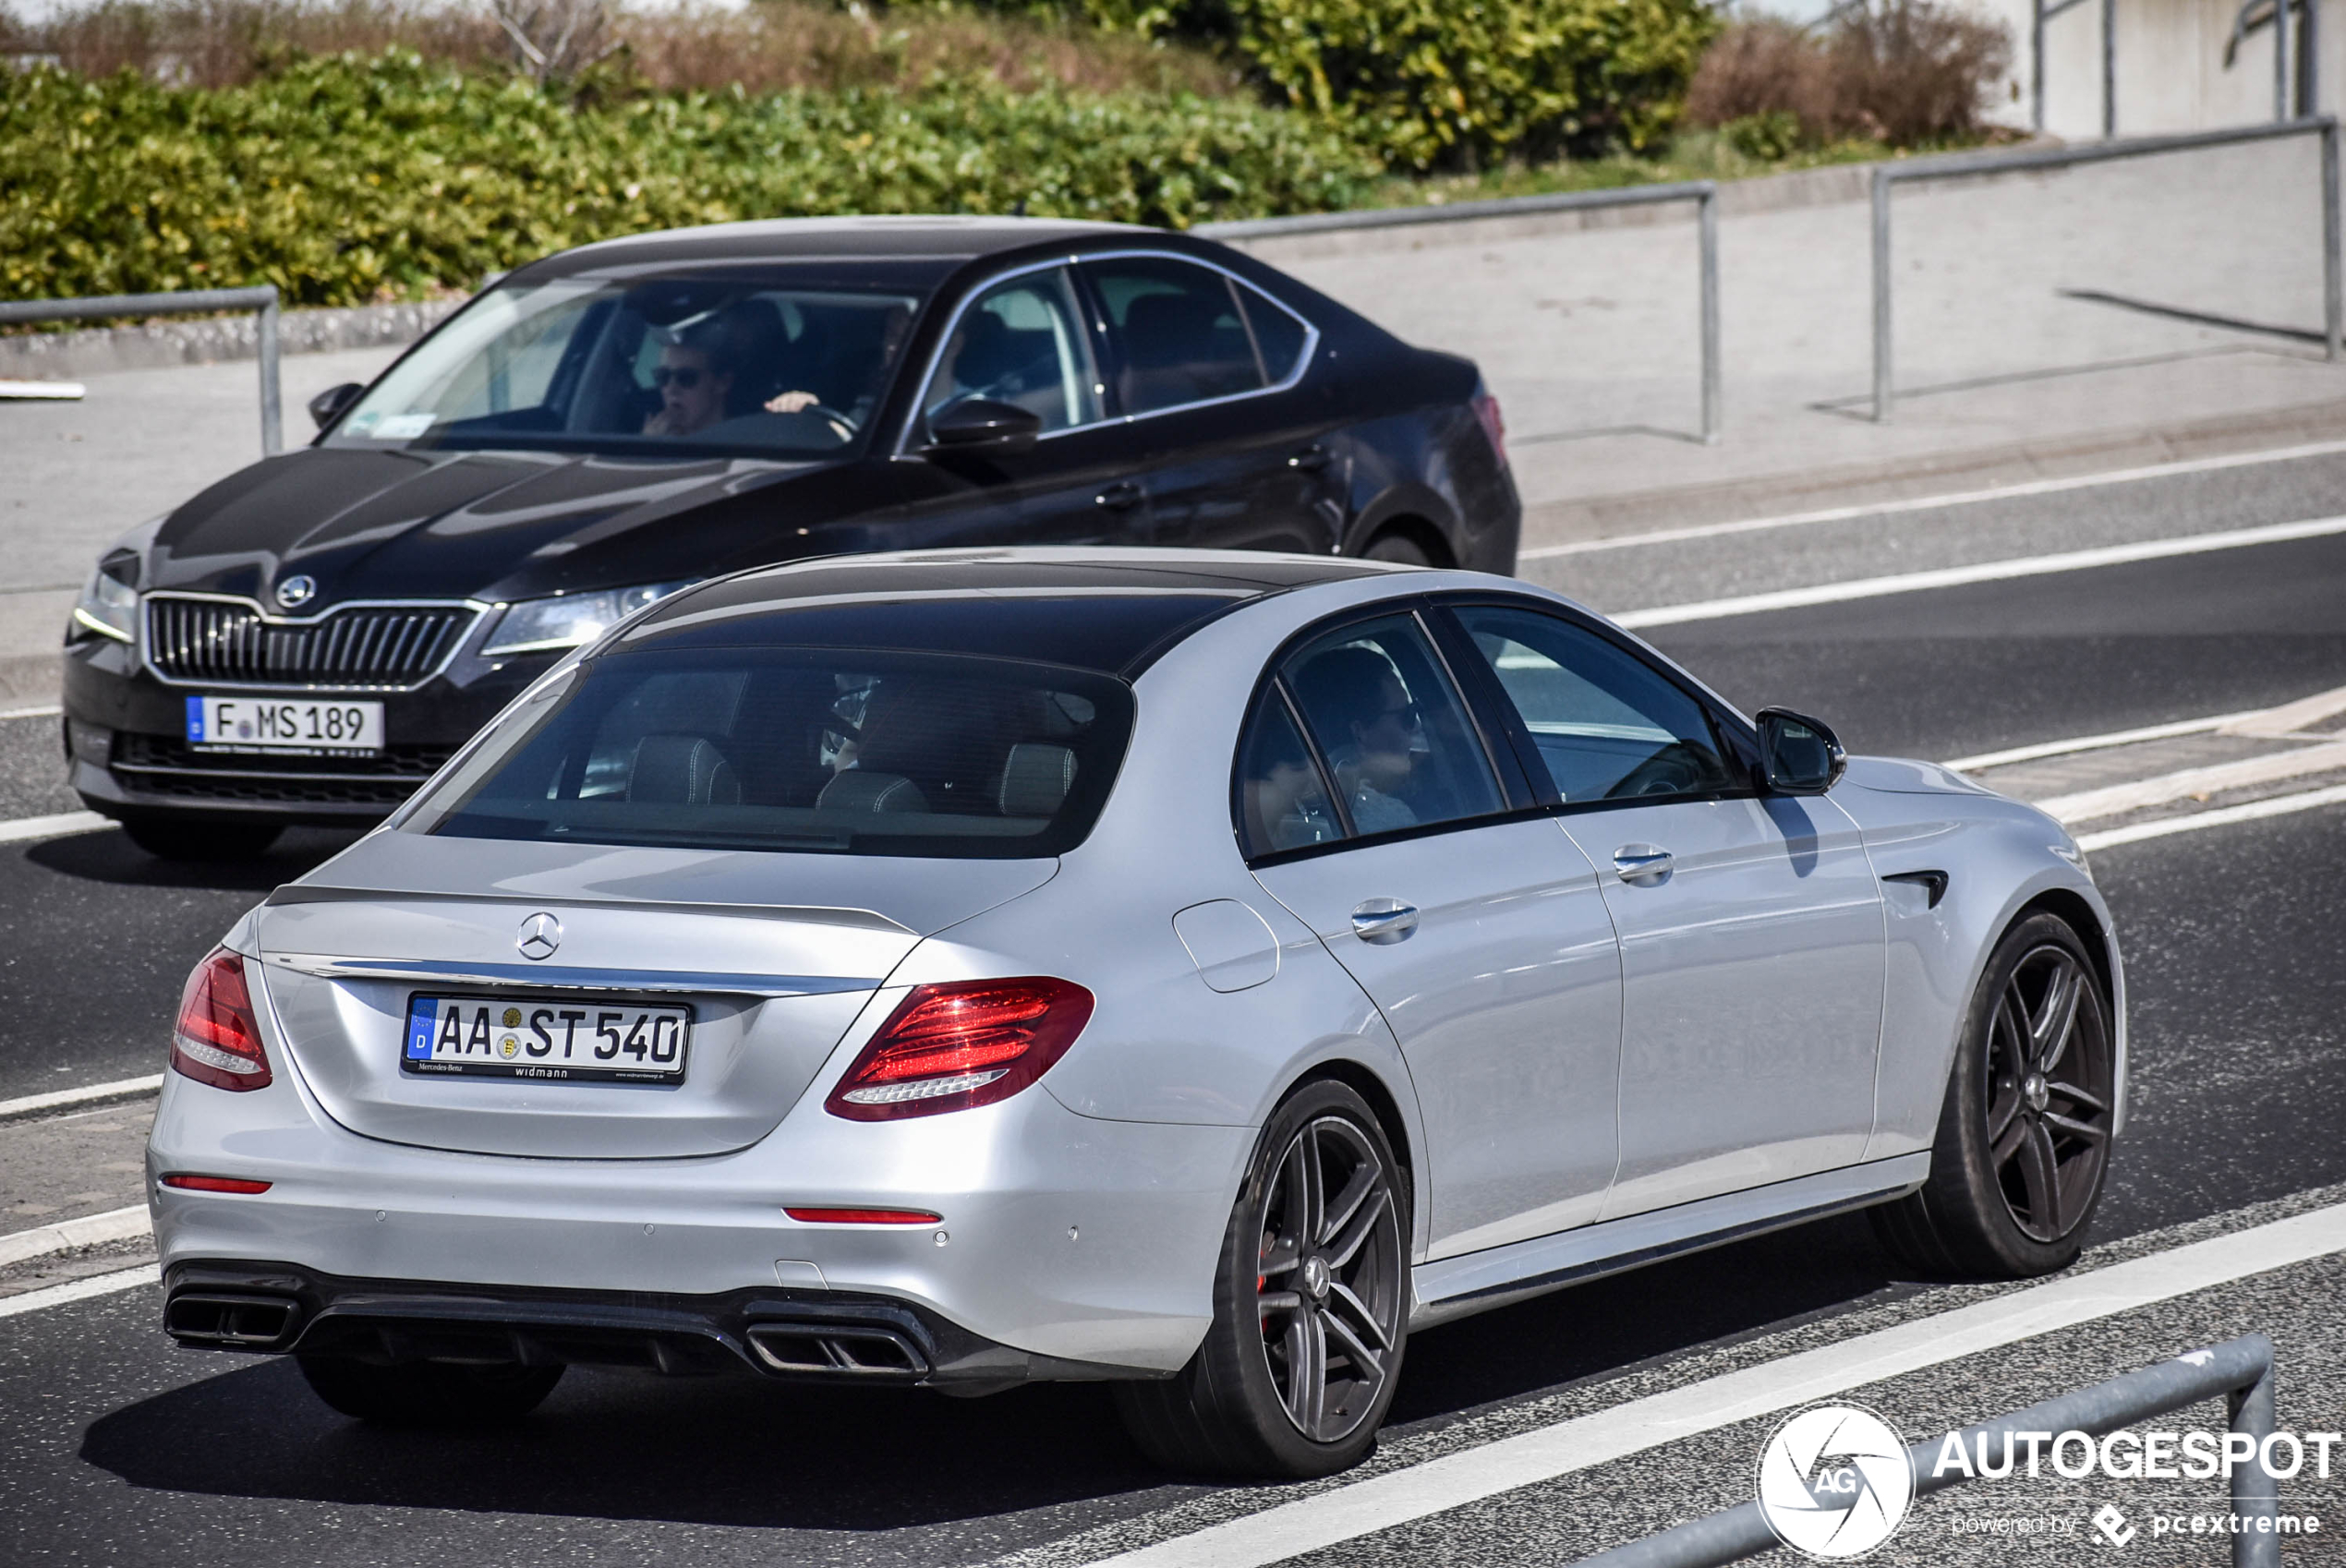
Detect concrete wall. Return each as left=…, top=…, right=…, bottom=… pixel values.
left=1972, top=0, right=2341, bottom=138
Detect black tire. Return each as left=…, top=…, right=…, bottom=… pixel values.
left=1871, top=912, right=2116, bottom=1278
left=1361, top=533, right=1433, bottom=566
left=1113, top=1080, right=1409, bottom=1478
left=297, top=1355, right=563, bottom=1427
left=120, top=815, right=282, bottom=862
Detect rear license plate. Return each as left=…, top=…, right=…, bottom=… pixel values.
left=403, top=995, right=691, bottom=1083
left=187, top=694, right=385, bottom=755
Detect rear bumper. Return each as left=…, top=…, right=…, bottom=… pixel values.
left=148, top=1049, right=1251, bottom=1380
left=162, top=1260, right=1148, bottom=1390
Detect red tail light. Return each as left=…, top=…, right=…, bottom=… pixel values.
left=172, top=948, right=272, bottom=1092
left=161, top=1174, right=272, bottom=1194
left=1471, top=386, right=1507, bottom=469
left=826, top=977, right=1094, bottom=1121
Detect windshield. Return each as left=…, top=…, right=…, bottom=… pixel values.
left=332, top=270, right=926, bottom=458
left=401, top=647, right=1131, bottom=859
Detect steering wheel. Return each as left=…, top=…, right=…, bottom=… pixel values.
left=1609, top=751, right=1700, bottom=800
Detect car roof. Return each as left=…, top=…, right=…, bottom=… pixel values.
left=525, top=215, right=1151, bottom=281
left=613, top=549, right=1416, bottom=676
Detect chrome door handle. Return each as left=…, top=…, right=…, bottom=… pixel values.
left=1288, top=444, right=1332, bottom=472
left=1095, top=481, right=1144, bottom=511
left=1349, top=899, right=1420, bottom=944
left=1613, top=846, right=1675, bottom=884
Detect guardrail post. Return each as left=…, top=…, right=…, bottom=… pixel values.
left=2230, top=1357, right=2281, bottom=1567
left=2324, top=119, right=2342, bottom=361
left=258, top=285, right=283, bottom=456
left=2031, top=0, right=2047, bottom=131
left=1870, top=167, right=1893, bottom=422
left=1698, top=184, right=1721, bottom=444
left=2102, top=0, right=2117, bottom=137
left=2278, top=0, right=2296, bottom=121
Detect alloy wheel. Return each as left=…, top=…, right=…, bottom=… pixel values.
left=1252, top=1115, right=1405, bottom=1443
left=1983, top=944, right=2112, bottom=1243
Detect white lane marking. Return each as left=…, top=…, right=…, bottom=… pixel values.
left=0, top=1264, right=158, bottom=1321
left=2077, top=782, right=2346, bottom=852
left=1519, top=436, right=2346, bottom=560
left=0, top=1205, right=151, bottom=1270
left=0, top=1074, right=163, bottom=1123
left=1948, top=713, right=2258, bottom=772
left=2038, top=741, right=2346, bottom=824
left=1946, top=683, right=2346, bottom=773
left=1611, top=513, right=2346, bottom=629
left=1086, top=1200, right=2346, bottom=1568
left=0, top=704, right=63, bottom=720
left=0, top=811, right=115, bottom=846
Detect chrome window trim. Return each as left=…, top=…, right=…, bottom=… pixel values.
left=893, top=248, right=1322, bottom=457
left=140, top=590, right=490, bottom=694
left=263, top=951, right=880, bottom=998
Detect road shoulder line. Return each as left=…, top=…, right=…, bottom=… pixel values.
left=2076, top=782, right=2346, bottom=852
left=0, top=1075, right=163, bottom=1123
left=0, top=1263, right=158, bottom=1321
left=1614, top=513, right=2346, bottom=628
left=0, top=810, right=115, bottom=847
left=1083, top=1200, right=2346, bottom=1568
left=0, top=1204, right=151, bottom=1269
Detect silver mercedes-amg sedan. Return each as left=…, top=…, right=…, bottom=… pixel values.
left=150, top=549, right=2123, bottom=1478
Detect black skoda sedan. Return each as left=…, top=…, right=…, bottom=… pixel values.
left=63, top=216, right=1518, bottom=857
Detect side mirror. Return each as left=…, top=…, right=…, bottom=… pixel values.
left=1757, top=707, right=1846, bottom=794
left=308, top=382, right=365, bottom=430
left=922, top=398, right=1041, bottom=457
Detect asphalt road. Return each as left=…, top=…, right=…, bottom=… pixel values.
left=2, top=448, right=2344, bottom=1567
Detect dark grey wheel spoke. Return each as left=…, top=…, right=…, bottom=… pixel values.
left=1259, top=1233, right=1302, bottom=1279
left=2030, top=959, right=2083, bottom=1075
left=2017, top=1119, right=2062, bottom=1230
left=1990, top=1112, right=2030, bottom=1168
left=2048, top=1080, right=2108, bottom=1114
left=2041, top=1110, right=2109, bottom=1143
left=1323, top=1183, right=1391, bottom=1271
left=1320, top=1302, right=1385, bottom=1380
left=1298, top=1128, right=1325, bottom=1244
left=1319, top=1160, right=1379, bottom=1248
left=1284, top=1310, right=1326, bottom=1434
left=1258, top=1289, right=1302, bottom=1314
left=1325, top=1281, right=1391, bottom=1352
left=1987, top=1086, right=2024, bottom=1144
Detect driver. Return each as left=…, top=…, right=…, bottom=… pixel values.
left=641, top=321, right=736, bottom=438
left=1292, top=647, right=1422, bottom=835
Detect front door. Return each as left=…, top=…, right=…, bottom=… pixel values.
left=1240, top=610, right=1624, bottom=1258
left=879, top=264, right=1150, bottom=549
left=1440, top=601, right=1887, bottom=1222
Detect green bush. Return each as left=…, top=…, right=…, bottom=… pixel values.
left=1047, top=0, right=1717, bottom=172
left=0, top=51, right=1379, bottom=307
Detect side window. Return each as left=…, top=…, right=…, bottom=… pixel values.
left=1282, top=614, right=1505, bottom=838
left=922, top=269, right=1104, bottom=435
left=1084, top=257, right=1264, bottom=415
left=1450, top=605, right=1739, bottom=804
left=1234, top=691, right=1344, bottom=857
left=1236, top=283, right=1311, bottom=383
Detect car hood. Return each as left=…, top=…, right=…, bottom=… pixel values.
left=244, top=830, right=1058, bottom=1159
left=146, top=446, right=836, bottom=608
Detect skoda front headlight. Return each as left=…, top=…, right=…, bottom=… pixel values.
left=481, top=581, right=691, bottom=657
left=71, top=550, right=140, bottom=644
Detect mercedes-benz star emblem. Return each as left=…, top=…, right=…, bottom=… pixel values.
left=274, top=574, right=317, bottom=609
left=515, top=912, right=562, bottom=961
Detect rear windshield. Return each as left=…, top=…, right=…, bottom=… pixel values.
left=401, top=648, right=1131, bottom=858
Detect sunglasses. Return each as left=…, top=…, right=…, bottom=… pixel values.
left=652, top=367, right=705, bottom=390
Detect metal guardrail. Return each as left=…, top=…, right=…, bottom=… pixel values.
left=1201, top=182, right=1723, bottom=446
left=0, top=285, right=283, bottom=454
left=1870, top=116, right=2344, bottom=422
left=1575, top=1333, right=2286, bottom=1568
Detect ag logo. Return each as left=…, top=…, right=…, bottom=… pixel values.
left=1755, top=1404, right=1914, bottom=1560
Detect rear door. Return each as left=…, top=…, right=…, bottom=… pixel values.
left=1240, top=609, right=1623, bottom=1258
left=1078, top=254, right=1344, bottom=556
left=1439, top=600, right=1886, bottom=1221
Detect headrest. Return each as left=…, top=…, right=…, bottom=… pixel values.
left=628, top=734, right=739, bottom=805
left=817, top=770, right=929, bottom=814
left=998, top=742, right=1076, bottom=819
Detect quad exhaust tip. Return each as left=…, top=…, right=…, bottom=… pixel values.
left=745, top=1322, right=929, bottom=1380
left=165, top=1292, right=301, bottom=1349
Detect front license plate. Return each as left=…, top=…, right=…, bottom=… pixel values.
left=403, top=995, right=691, bottom=1083
left=187, top=694, right=384, bottom=755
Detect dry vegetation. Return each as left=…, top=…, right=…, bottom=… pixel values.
left=0, top=0, right=1239, bottom=96
left=1685, top=0, right=2013, bottom=150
